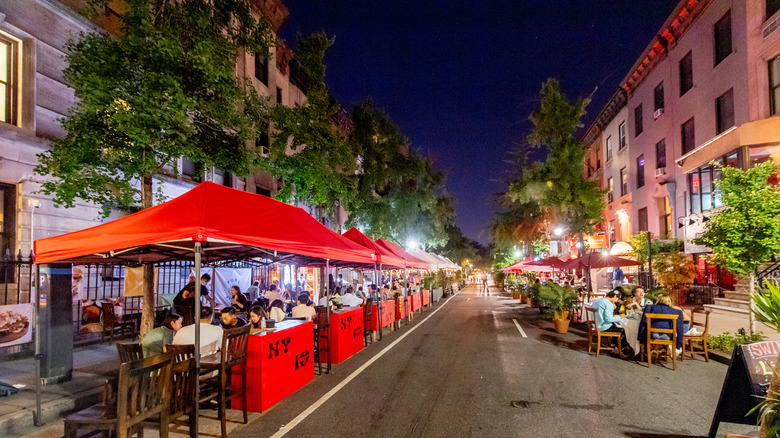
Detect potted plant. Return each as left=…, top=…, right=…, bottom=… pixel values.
left=538, top=283, right=579, bottom=334
left=526, top=281, right=542, bottom=307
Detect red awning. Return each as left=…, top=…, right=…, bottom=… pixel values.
left=503, top=258, right=533, bottom=273
left=342, top=228, right=405, bottom=269
left=561, top=252, right=640, bottom=270
left=34, top=182, right=376, bottom=265
left=375, top=239, right=429, bottom=269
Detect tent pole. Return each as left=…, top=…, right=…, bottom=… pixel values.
left=326, top=259, right=331, bottom=373
left=376, top=263, right=382, bottom=341
left=193, top=242, right=202, bottom=438
left=34, top=264, right=42, bottom=426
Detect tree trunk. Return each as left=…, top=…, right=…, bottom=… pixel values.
left=139, top=174, right=155, bottom=338
left=750, top=271, right=756, bottom=335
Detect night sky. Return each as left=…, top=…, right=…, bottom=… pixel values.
left=279, top=0, right=680, bottom=245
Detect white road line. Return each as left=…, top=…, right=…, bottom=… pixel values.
left=512, top=318, right=528, bottom=338
left=270, top=289, right=462, bottom=438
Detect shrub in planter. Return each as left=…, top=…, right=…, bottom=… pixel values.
left=538, top=283, right=579, bottom=333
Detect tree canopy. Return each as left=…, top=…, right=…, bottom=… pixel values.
left=694, top=161, right=780, bottom=275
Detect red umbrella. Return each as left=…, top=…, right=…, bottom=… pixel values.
left=527, top=257, right=568, bottom=269
left=562, top=252, right=640, bottom=270
left=503, top=258, right=533, bottom=273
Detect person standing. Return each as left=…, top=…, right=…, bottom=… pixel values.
left=612, top=267, right=624, bottom=289
left=482, top=273, right=488, bottom=293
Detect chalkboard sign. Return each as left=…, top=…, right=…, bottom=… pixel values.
left=709, top=341, right=780, bottom=438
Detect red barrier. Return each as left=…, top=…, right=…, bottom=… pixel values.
left=370, top=300, right=396, bottom=331
left=232, top=320, right=314, bottom=413
left=422, top=289, right=430, bottom=306
left=320, top=307, right=364, bottom=364
left=396, top=298, right=408, bottom=320
left=411, top=292, right=421, bottom=312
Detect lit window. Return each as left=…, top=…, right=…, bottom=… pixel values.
left=620, top=167, right=628, bottom=196
left=0, top=34, right=19, bottom=125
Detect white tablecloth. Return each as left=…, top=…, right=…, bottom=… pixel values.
left=622, top=317, right=641, bottom=354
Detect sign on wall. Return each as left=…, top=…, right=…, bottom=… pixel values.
left=0, top=303, right=33, bottom=347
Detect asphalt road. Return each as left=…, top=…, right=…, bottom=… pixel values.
left=231, top=284, right=756, bottom=438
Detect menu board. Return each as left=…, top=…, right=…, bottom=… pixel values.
left=709, top=341, right=780, bottom=437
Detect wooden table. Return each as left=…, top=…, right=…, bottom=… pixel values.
left=231, top=320, right=314, bottom=413
left=320, top=307, right=364, bottom=365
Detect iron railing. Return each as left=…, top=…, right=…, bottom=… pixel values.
left=758, top=256, right=780, bottom=289
left=0, top=250, right=34, bottom=306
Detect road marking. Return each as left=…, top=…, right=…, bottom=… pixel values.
left=512, top=318, right=527, bottom=338
left=270, top=288, right=463, bottom=438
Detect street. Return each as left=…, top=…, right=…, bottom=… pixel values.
left=230, top=284, right=752, bottom=438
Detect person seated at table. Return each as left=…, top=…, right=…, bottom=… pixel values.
left=264, top=284, right=283, bottom=304
left=625, top=287, right=652, bottom=312
left=292, top=295, right=317, bottom=321
left=173, top=306, right=223, bottom=356
left=637, top=294, right=685, bottom=350
left=220, top=307, right=247, bottom=329
left=381, top=284, right=392, bottom=300
left=230, top=285, right=249, bottom=312
left=140, top=312, right=183, bottom=358
left=248, top=305, right=268, bottom=329
left=594, top=290, right=623, bottom=333
left=283, top=284, right=297, bottom=306
left=245, top=280, right=260, bottom=302
left=340, top=288, right=363, bottom=307
left=356, top=286, right=368, bottom=303
left=269, top=299, right=286, bottom=323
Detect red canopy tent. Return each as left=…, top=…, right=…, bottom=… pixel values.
left=34, top=182, right=376, bottom=265
left=342, top=228, right=405, bottom=269
left=374, top=239, right=428, bottom=269
left=503, top=259, right=533, bottom=273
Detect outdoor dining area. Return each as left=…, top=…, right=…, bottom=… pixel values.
left=31, top=182, right=462, bottom=438
left=502, top=252, right=711, bottom=371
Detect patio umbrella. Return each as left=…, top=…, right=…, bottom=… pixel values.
left=527, top=257, right=568, bottom=269
left=562, top=252, right=640, bottom=270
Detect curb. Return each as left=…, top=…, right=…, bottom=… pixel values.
left=1, top=386, right=102, bottom=437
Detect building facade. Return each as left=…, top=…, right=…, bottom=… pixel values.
left=584, top=0, right=780, bottom=289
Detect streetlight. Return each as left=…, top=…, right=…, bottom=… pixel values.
left=406, top=239, right=418, bottom=251
left=554, top=226, right=564, bottom=236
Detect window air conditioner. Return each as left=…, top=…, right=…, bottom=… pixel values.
left=653, top=108, right=664, bottom=119
left=655, top=167, right=666, bottom=177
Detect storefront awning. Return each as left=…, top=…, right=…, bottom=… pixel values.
left=676, top=117, right=780, bottom=173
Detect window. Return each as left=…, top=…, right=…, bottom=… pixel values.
left=634, top=104, right=643, bottom=136
left=716, top=88, right=735, bottom=134
left=618, top=122, right=627, bottom=150
left=0, top=183, right=16, bottom=283
left=688, top=149, right=741, bottom=214
left=638, top=207, right=648, bottom=232
left=609, top=220, right=616, bottom=246
left=656, top=139, right=667, bottom=168
left=257, top=131, right=270, bottom=155
left=770, top=55, right=780, bottom=116
left=681, top=118, right=695, bottom=154
left=0, top=35, right=18, bottom=125
left=255, top=186, right=271, bottom=197
left=620, top=167, right=628, bottom=196
left=660, top=197, right=672, bottom=238
left=181, top=158, right=202, bottom=181
left=654, top=82, right=665, bottom=111
left=606, top=136, right=613, bottom=161
left=680, top=51, right=693, bottom=96
left=255, top=55, right=268, bottom=86
left=276, top=87, right=282, bottom=105
left=637, top=155, right=645, bottom=188
left=769, top=0, right=780, bottom=20
left=714, top=11, right=732, bottom=66
left=607, top=177, right=614, bottom=203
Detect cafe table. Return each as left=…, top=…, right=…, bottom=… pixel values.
left=621, top=313, right=642, bottom=355
left=231, top=319, right=314, bottom=413
left=371, top=300, right=396, bottom=332
left=320, top=306, right=364, bottom=364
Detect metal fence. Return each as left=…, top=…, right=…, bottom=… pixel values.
left=0, top=251, right=34, bottom=306
left=686, top=284, right=717, bottom=306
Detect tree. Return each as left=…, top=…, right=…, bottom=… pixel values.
left=34, top=0, right=274, bottom=336
left=651, top=251, right=697, bottom=303
left=505, top=79, right=605, bottom=256
left=347, top=100, right=451, bottom=248
left=693, top=161, right=780, bottom=438
left=261, top=33, right=359, bottom=224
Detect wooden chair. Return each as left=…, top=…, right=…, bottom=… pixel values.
left=585, top=307, right=623, bottom=358
left=150, top=344, right=198, bottom=438
left=682, top=309, right=710, bottom=362
left=200, top=324, right=251, bottom=438
left=64, top=352, right=174, bottom=438
left=116, top=342, right=143, bottom=363
left=101, top=301, right=136, bottom=344
left=175, top=305, right=195, bottom=327
left=314, top=306, right=330, bottom=375
left=643, top=313, right=679, bottom=370
left=363, top=298, right=374, bottom=346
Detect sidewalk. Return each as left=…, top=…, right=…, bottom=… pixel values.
left=0, top=343, right=118, bottom=437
